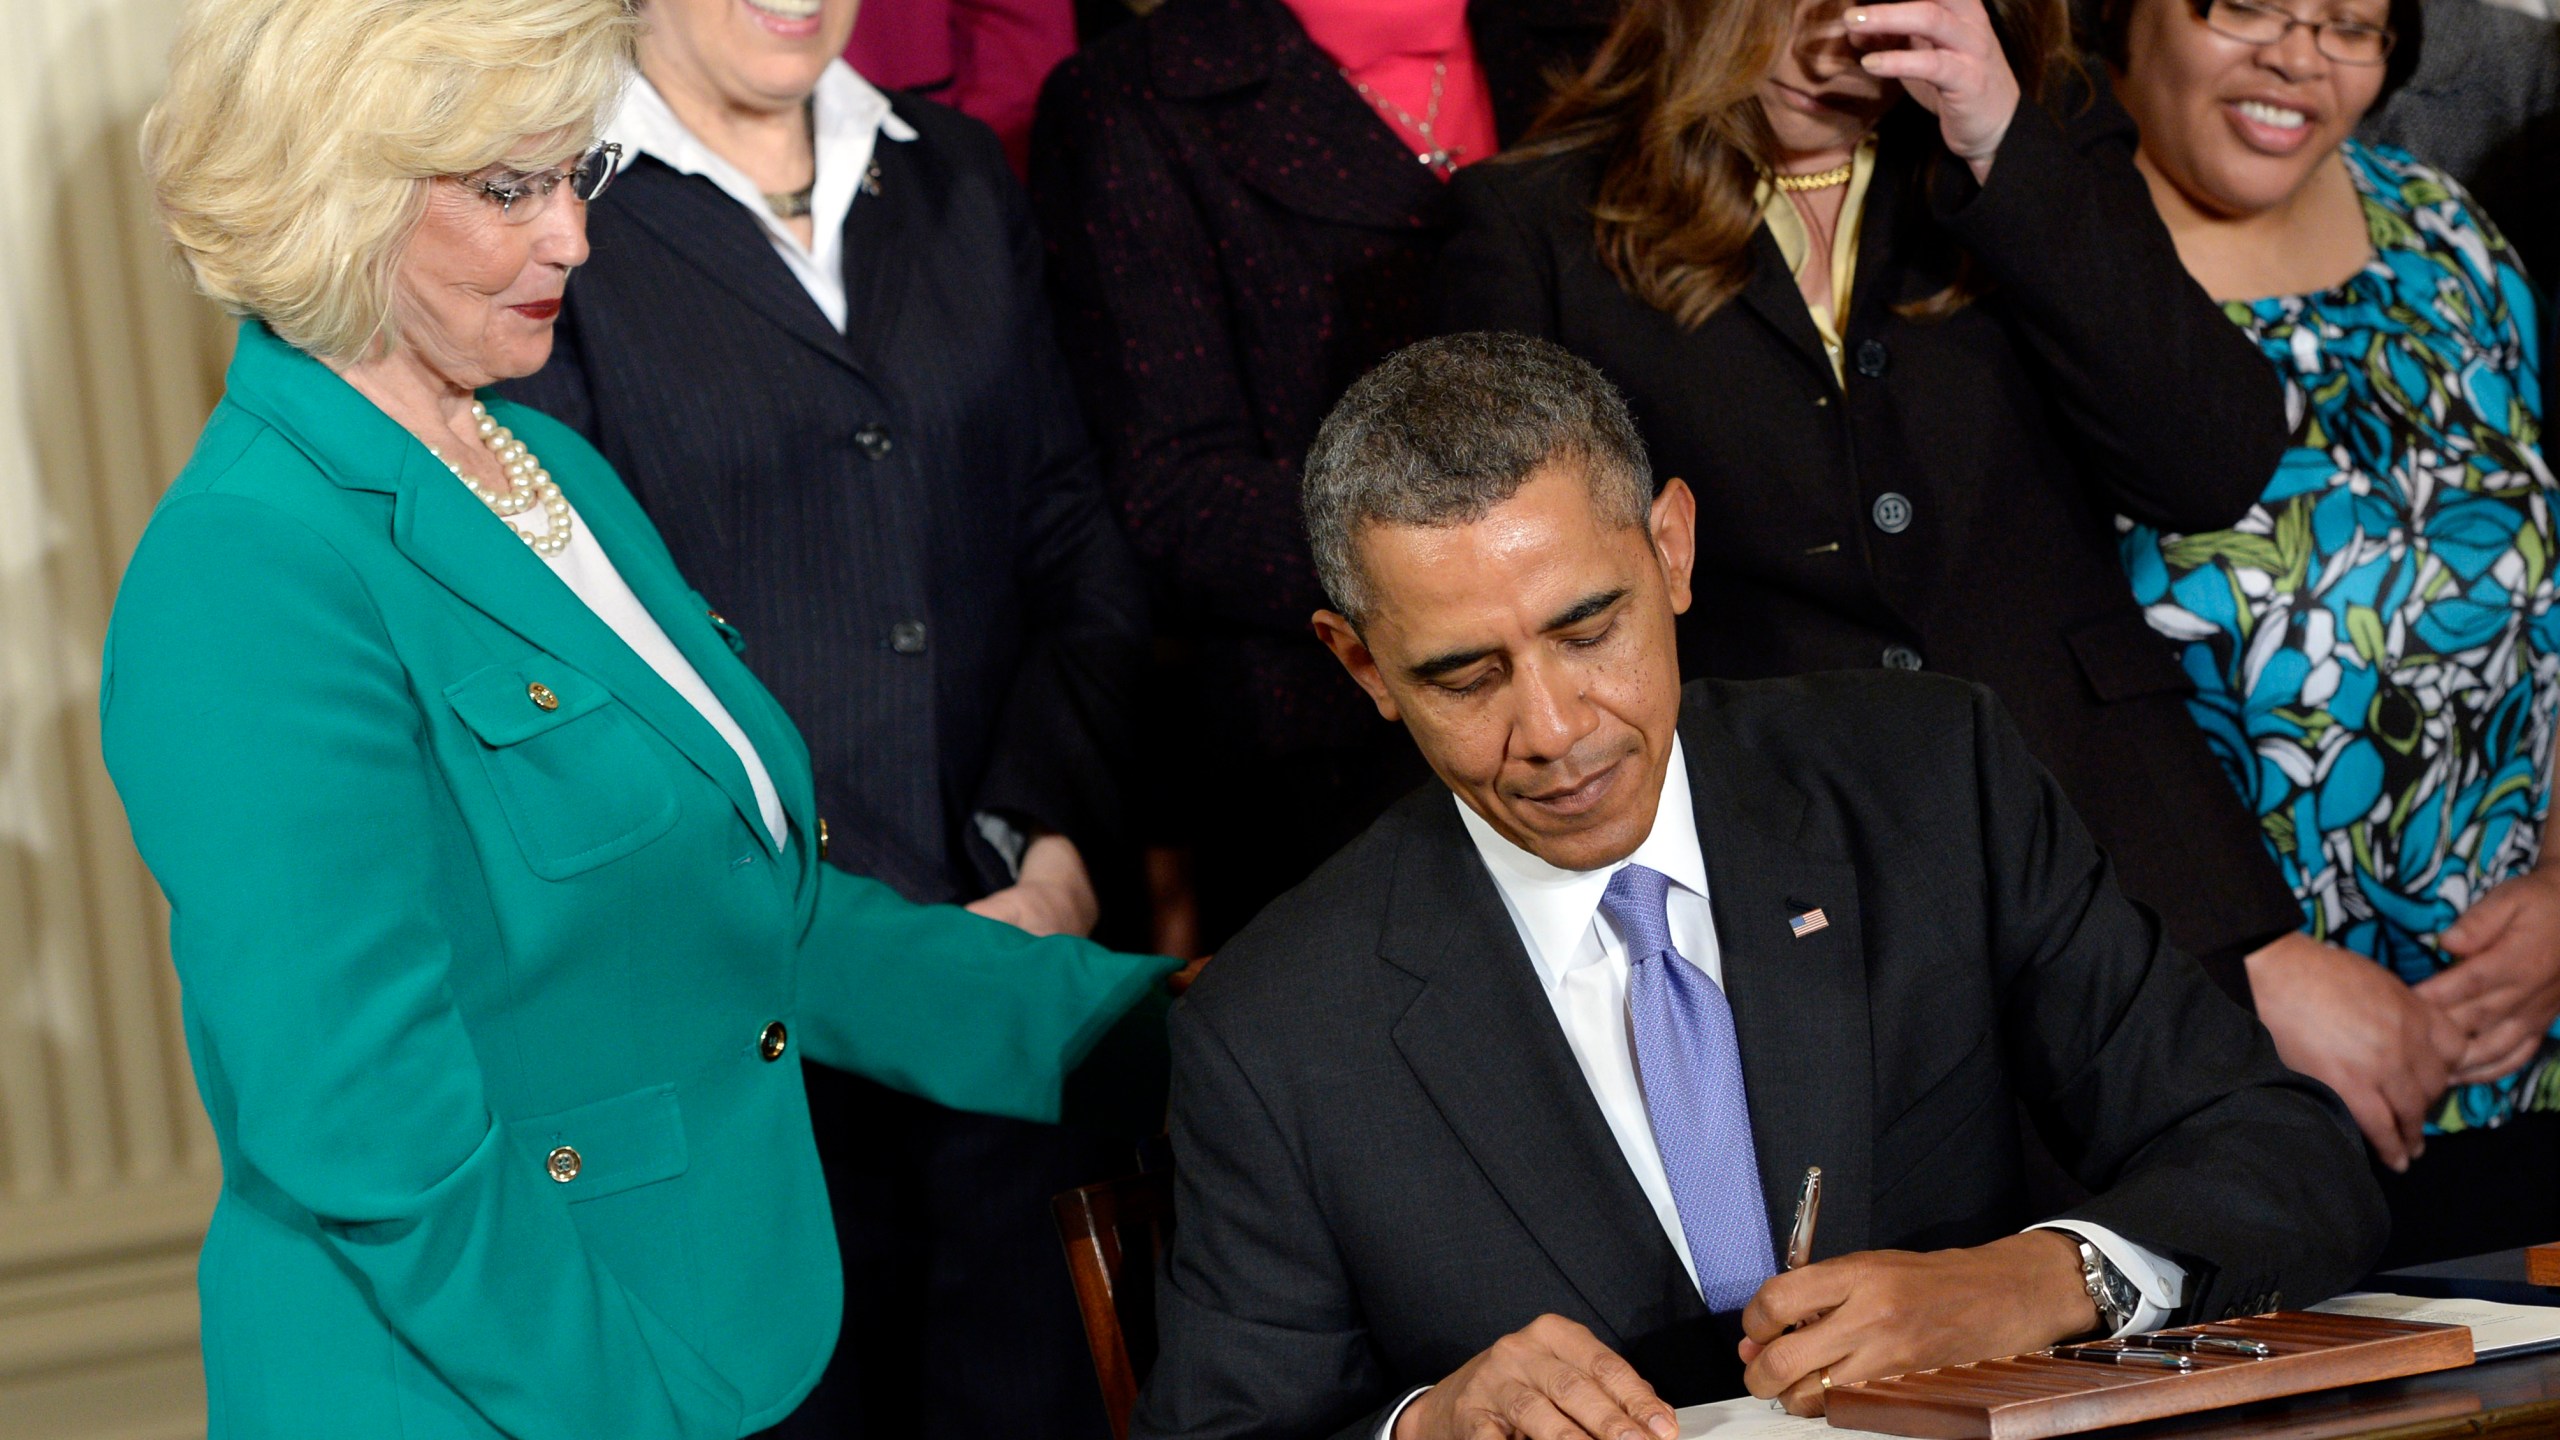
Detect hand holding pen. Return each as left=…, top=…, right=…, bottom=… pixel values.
left=1768, top=1168, right=1825, bottom=1410
left=1741, top=1224, right=2129, bottom=1417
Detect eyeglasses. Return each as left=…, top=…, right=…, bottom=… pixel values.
left=2193, top=0, right=2396, bottom=63
left=455, top=141, right=622, bottom=224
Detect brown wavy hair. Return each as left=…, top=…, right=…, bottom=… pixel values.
left=1515, top=0, right=2080, bottom=329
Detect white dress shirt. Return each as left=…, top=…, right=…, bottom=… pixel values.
left=607, top=60, right=917, bottom=332
left=502, top=494, right=789, bottom=850
left=1378, top=738, right=2184, bottom=1436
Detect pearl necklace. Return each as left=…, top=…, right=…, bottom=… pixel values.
left=428, top=402, right=574, bottom=558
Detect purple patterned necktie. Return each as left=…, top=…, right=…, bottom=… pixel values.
left=1599, top=863, right=1775, bottom=1312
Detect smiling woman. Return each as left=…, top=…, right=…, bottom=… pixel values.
left=2108, top=0, right=2560, bottom=1266
left=488, top=1, right=1160, bottom=1436
left=105, top=0, right=1177, bottom=1435
left=1435, top=0, right=2312, bottom=1003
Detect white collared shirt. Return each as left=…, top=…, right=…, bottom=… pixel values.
left=607, top=60, right=918, bottom=332
left=1381, top=738, right=2185, bottom=1435
left=505, top=494, right=788, bottom=850
left=1455, top=737, right=1725, bottom=1285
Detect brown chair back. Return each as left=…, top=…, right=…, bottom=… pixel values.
left=1053, top=1170, right=1173, bottom=1440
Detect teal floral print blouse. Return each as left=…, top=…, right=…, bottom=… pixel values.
left=2120, top=141, right=2559, bottom=1133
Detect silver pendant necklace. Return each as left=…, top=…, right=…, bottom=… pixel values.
left=1342, top=60, right=1459, bottom=178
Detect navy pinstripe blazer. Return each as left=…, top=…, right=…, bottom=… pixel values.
left=503, top=95, right=1148, bottom=908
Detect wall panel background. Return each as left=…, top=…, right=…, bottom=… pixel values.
left=0, top=0, right=230, bottom=1433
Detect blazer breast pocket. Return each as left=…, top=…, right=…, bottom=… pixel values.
left=445, top=659, right=681, bottom=880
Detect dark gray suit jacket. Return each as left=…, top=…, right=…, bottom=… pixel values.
left=1135, top=673, right=2387, bottom=1440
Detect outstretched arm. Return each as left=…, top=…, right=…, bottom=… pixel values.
left=792, top=861, right=1175, bottom=1124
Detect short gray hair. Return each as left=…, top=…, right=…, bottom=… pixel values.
left=1302, top=332, right=1654, bottom=623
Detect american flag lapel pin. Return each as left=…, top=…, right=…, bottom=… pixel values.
left=1787, top=907, right=1830, bottom=939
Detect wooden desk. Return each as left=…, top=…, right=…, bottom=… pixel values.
left=2082, top=1346, right=2560, bottom=1439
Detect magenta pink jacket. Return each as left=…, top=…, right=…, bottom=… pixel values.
left=845, top=0, right=1075, bottom=175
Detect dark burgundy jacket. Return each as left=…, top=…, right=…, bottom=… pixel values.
left=1029, top=0, right=1612, bottom=767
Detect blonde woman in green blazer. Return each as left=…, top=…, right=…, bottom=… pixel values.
left=101, top=1, right=1175, bottom=1435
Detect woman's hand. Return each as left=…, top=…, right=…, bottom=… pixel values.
left=967, top=833, right=1102, bottom=939
left=1846, top=0, right=2021, bottom=183
left=2245, top=931, right=2463, bottom=1170
left=2421, top=865, right=2560, bottom=1087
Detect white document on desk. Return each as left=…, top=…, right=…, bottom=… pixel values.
left=1675, top=1397, right=1897, bottom=1437
left=2313, top=1291, right=2560, bottom=1359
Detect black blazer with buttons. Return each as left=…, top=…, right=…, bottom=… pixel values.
left=502, top=95, right=1148, bottom=907
left=1136, top=675, right=2386, bottom=1440
left=1436, top=85, right=2304, bottom=994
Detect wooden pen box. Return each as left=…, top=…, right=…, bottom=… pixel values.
left=1823, top=1312, right=2474, bottom=1439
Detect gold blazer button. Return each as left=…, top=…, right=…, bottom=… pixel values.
left=546, top=1145, right=582, bottom=1183
left=759, top=1022, right=788, bottom=1062
left=527, top=681, right=559, bottom=711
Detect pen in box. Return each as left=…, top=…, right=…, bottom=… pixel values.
left=2127, top=1333, right=2273, bottom=1357
left=2049, top=1344, right=2195, bottom=1370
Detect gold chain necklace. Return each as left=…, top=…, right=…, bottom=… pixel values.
left=1772, top=161, right=1855, bottom=193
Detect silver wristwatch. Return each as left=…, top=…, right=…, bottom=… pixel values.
left=2077, top=1239, right=2140, bottom=1335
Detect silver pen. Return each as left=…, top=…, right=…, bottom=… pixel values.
left=1783, top=1166, right=1823, bottom=1271
left=2126, top=1333, right=2273, bottom=1357
left=2050, top=1344, right=2196, bottom=1370
left=1767, top=1167, right=1827, bottom=1411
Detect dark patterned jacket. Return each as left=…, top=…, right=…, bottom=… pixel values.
left=1029, top=0, right=1612, bottom=771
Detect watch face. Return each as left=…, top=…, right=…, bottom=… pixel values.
left=2107, top=1275, right=2138, bottom=1313
left=2083, top=1244, right=2137, bottom=1323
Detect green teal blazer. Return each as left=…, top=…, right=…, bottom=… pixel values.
left=100, top=321, right=1176, bottom=1439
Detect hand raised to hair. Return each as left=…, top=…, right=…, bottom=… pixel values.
left=1844, top=0, right=2022, bottom=183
